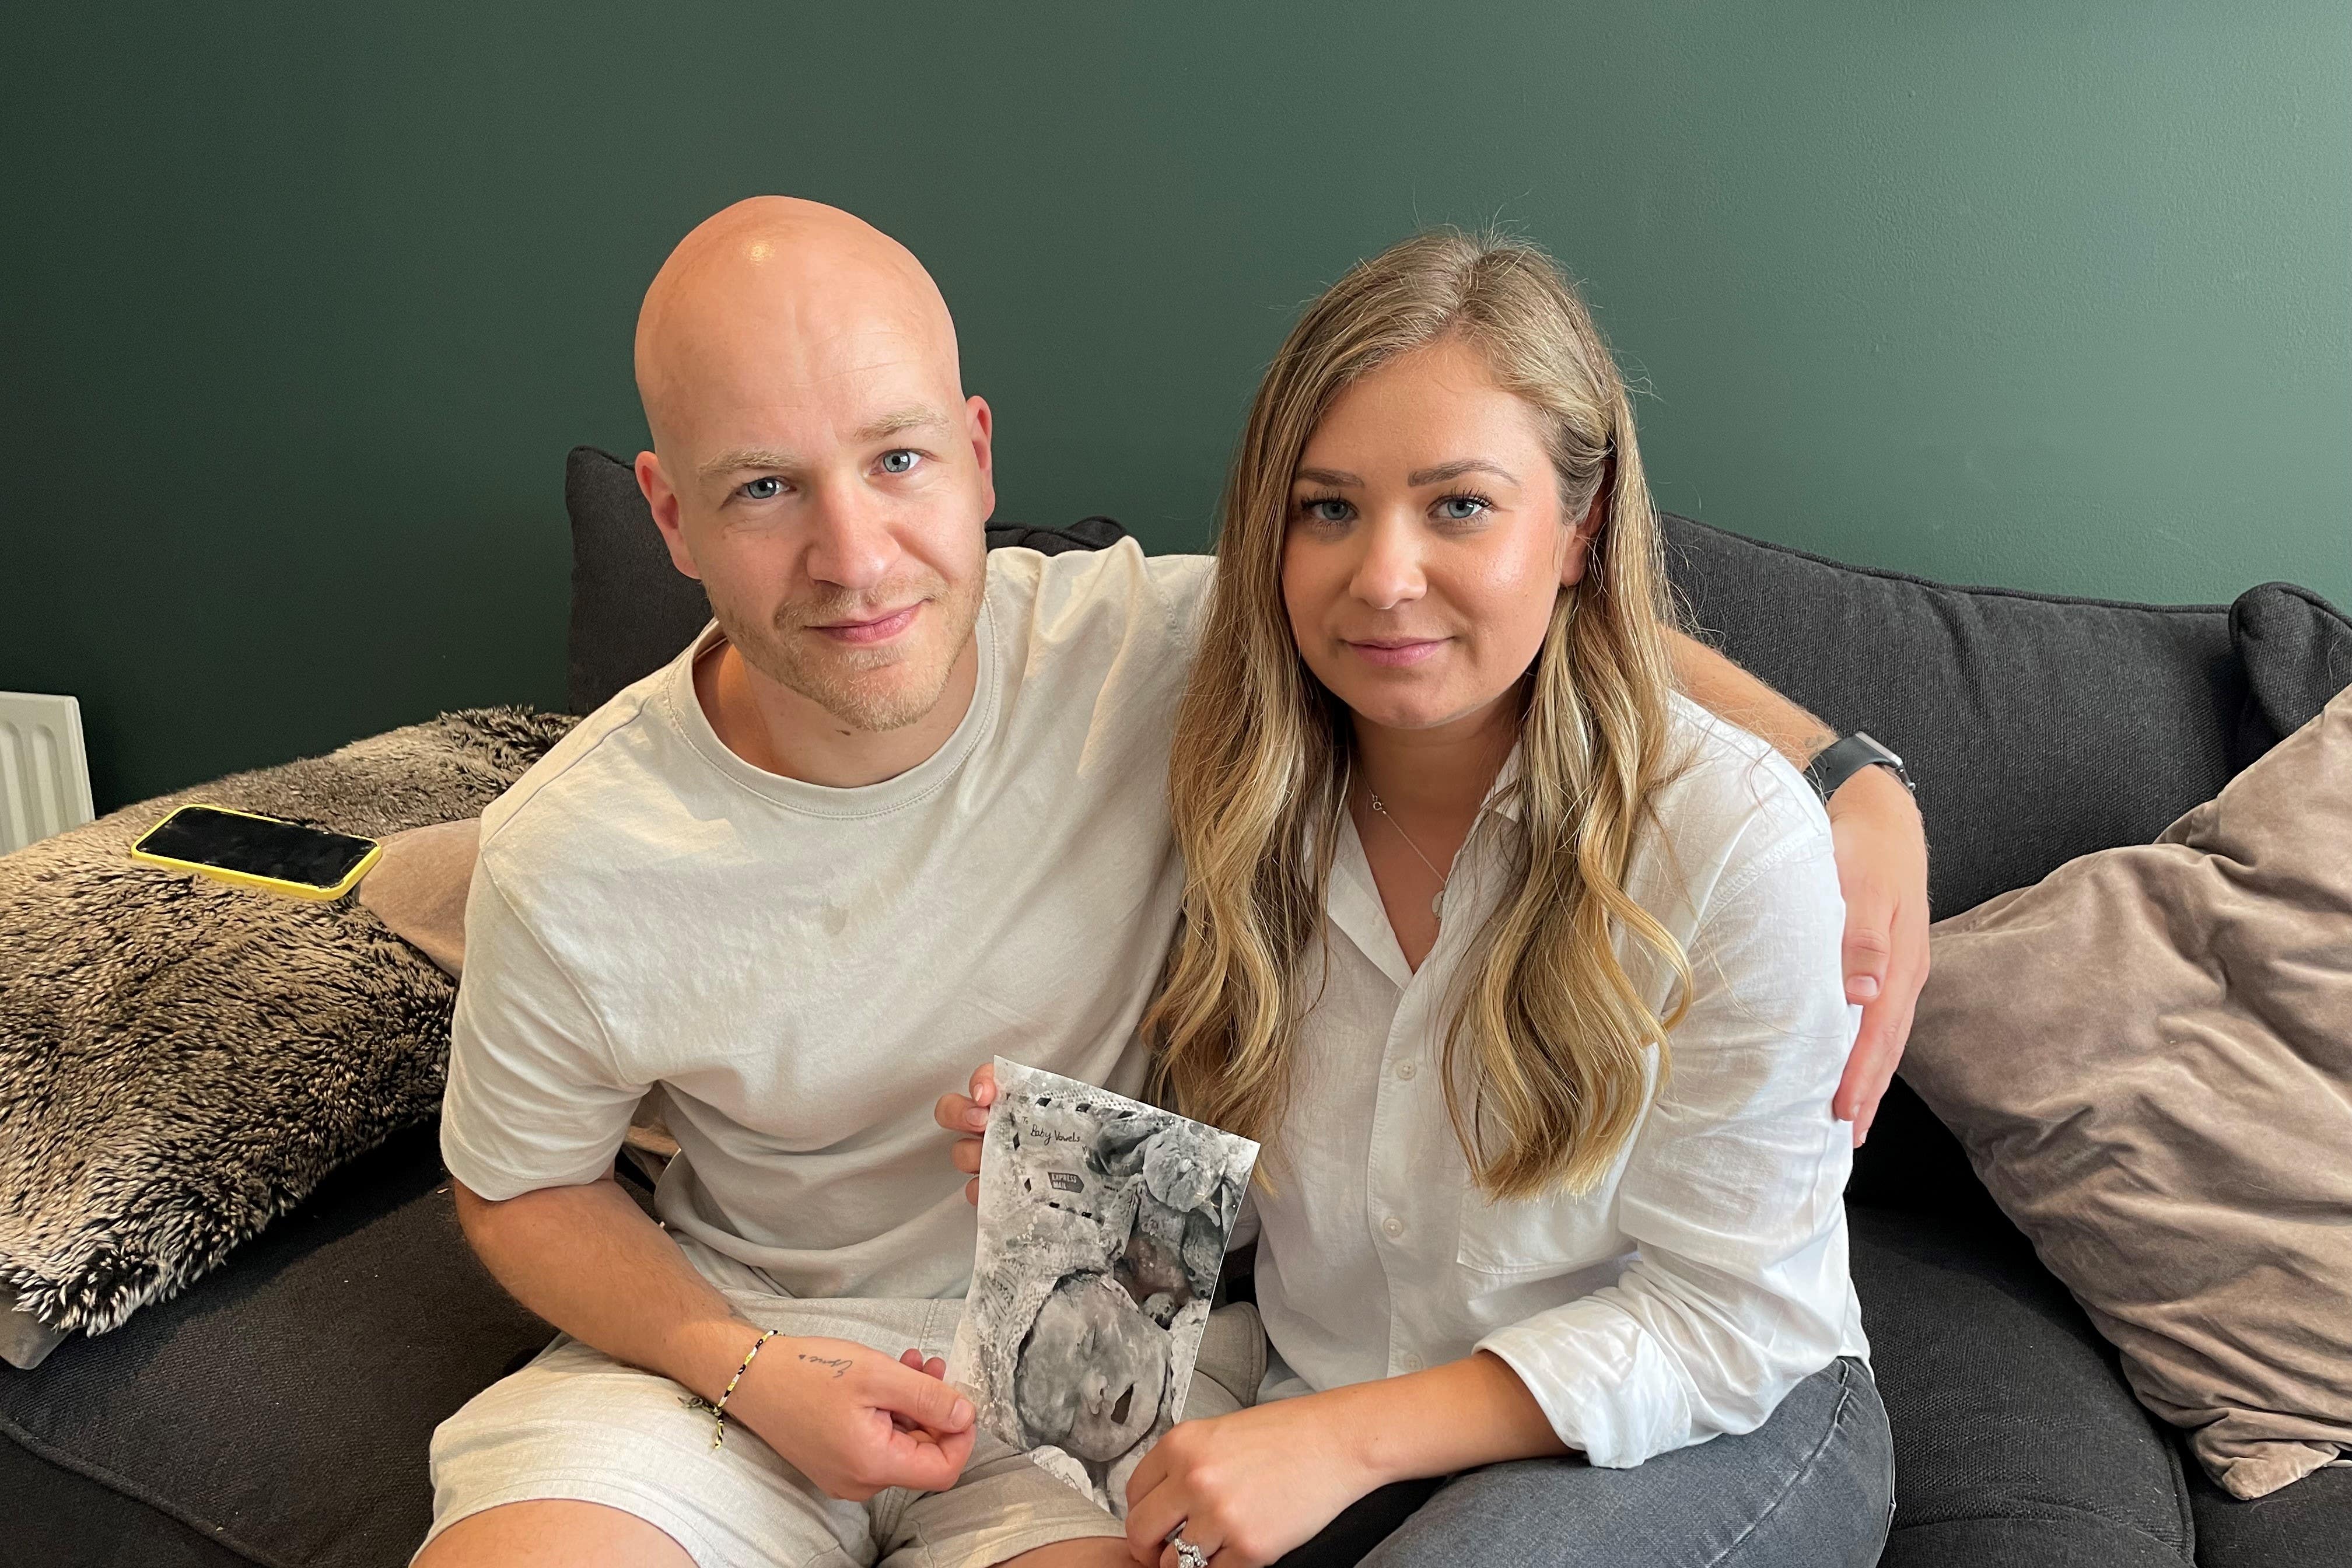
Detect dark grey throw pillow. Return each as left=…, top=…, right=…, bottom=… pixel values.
left=2234, top=580, right=2352, bottom=740
left=0, top=708, right=578, bottom=1364
left=564, top=444, right=1130, bottom=714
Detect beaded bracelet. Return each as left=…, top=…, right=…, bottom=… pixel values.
left=680, top=1327, right=779, bottom=1450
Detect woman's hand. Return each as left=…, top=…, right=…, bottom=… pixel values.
left=1824, top=764, right=1930, bottom=1144
left=1122, top=1399, right=1377, bottom=1568
left=933, top=1061, right=999, bottom=1205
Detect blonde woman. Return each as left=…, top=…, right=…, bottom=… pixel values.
left=950, top=230, right=1892, bottom=1567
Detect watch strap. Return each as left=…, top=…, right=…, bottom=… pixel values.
left=1807, top=732, right=1913, bottom=801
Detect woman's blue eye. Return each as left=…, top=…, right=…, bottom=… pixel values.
left=1436, top=495, right=1490, bottom=522
left=743, top=477, right=783, bottom=501
left=1303, top=498, right=1352, bottom=524
left=880, top=449, right=921, bottom=475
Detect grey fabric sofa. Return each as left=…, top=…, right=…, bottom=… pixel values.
left=4, top=445, right=2346, bottom=1566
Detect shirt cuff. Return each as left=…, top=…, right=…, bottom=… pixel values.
left=1475, top=1295, right=1694, bottom=1469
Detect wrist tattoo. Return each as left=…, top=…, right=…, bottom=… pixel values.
left=797, top=1353, right=853, bottom=1378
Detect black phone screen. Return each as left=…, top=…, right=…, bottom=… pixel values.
left=135, top=806, right=376, bottom=889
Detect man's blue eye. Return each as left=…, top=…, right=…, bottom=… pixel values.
left=880, top=449, right=921, bottom=475
left=743, top=477, right=783, bottom=501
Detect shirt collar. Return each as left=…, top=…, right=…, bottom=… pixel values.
left=1320, top=740, right=1529, bottom=992
left=1483, top=742, right=1528, bottom=824
left=1325, top=813, right=1416, bottom=990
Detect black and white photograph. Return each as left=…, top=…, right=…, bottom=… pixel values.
left=949, top=1058, right=1258, bottom=1513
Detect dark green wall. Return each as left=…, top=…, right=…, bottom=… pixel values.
left=8, top=4, right=2347, bottom=812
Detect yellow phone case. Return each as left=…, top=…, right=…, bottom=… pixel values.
left=129, top=802, right=383, bottom=902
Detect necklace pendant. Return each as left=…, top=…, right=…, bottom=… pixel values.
left=1431, top=889, right=1445, bottom=918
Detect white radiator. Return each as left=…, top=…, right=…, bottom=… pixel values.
left=0, top=691, right=95, bottom=856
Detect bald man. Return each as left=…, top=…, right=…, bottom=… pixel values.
left=416, top=198, right=1928, bottom=1568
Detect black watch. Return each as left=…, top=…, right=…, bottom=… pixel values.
left=1806, top=732, right=1913, bottom=802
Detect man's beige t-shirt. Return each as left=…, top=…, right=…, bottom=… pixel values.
left=439, top=541, right=1212, bottom=1300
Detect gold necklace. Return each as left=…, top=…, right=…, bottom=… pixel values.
left=1366, top=789, right=1457, bottom=918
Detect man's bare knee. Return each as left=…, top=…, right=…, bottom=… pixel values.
left=993, top=1539, right=1134, bottom=1568
left=413, top=1499, right=695, bottom=1568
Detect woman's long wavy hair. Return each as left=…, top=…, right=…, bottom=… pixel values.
left=1146, top=230, right=1695, bottom=1202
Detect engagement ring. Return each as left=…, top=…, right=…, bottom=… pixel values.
left=1171, top=1535, right=1211, bottom=1568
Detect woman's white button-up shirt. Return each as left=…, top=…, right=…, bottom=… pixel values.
left=1249, top=696, right=1871, bottom=1469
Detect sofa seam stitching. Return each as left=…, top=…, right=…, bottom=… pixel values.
left=0, top=1410, right=288, bottom=1568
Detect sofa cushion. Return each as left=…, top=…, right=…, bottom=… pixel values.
left=4, top=1169, right=2309, bottom=1568
left=1848, top=1202, right=2193, bottom=1568
left=0, top=1419, right=254, bottom=1567
left=565, top=444, right=1131, bottom=714
left=1902, top=687, right=2352, bottom=1499
left=2188, top=1455, right=2352, bottom=1568
left=0, top=1125, right=554, bottom=1568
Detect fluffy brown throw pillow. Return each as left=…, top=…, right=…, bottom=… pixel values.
left=0, top=708, right=577, bottom=1361
left=1904, top=685, right=2351, bottom=1498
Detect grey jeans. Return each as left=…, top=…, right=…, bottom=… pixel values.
left=1280, top=1358, right=1894, bottom=1568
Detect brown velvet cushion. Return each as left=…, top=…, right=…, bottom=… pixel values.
left=357, top=818, right=480, bottom=977
left=1903, top=686, right=2352, bottom=1499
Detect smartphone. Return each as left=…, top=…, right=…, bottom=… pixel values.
left=130, top=803, right=382, bottom=901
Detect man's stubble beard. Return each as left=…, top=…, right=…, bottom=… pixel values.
left=712, top=567, right=986, bottom=734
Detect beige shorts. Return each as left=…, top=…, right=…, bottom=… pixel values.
left=420, top=1236, right=1261, bottom=1568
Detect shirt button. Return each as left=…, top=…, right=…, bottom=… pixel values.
left=1397, top=1351, right=1423, bottom=1371
left=1382, top=1214, right=1405, bottom=1239
left=1395, top=1060, right=1418, bottom=1081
